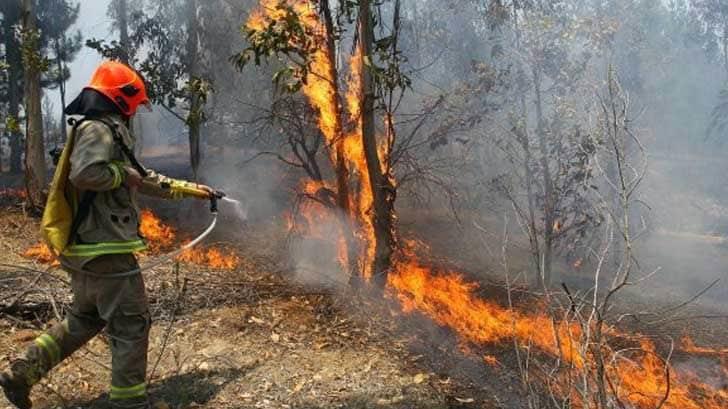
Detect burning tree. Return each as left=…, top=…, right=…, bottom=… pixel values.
left=234, top=0, right=406, bottom=288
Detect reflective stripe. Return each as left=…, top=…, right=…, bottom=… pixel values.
left=34, top=333, right=61, bottom=365
left=63, top=239, right=147, bottom=257
left=110, top=382, right=146, bottom=400
left=109, top=162, right=124, bottom=189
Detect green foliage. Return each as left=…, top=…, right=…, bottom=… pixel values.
left=372, top=34, right=412, bottom=95
left=234, top=0, right=411, bottom=99
left=231, top=1, right=317, bottom=94
left=87, top=0, right=213, bottom=123
left=5, top=116, right=20, bottom=133
left=184, top=77, right=214, bottom=127
left=21, top=28, right=50, bottom=74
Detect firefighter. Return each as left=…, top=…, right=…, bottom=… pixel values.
left=0, top=61, right=214, bottom=409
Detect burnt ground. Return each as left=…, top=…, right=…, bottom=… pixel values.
left=0, top=197, right=523, bottom=409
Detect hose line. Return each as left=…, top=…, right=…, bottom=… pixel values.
left=61, top=212, right=219, bottom=278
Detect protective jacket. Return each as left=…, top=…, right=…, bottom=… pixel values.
left=60, top=112, right=197, bottom=271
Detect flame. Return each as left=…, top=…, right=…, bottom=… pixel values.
left=178, top=245, right=240, bottom=270
left=249, top=2, right=728, bottom=407
left=139, top=209, right=240, bottom=270
left=681, top=336, right=728, bottom=356
left=387, top=246, right=728, bottom=408
left=139, top=209, right=176, bottom=253
left=247, top=2, right=380, bottom=280
left=22, top=242, right=59, bottom=266
left=483, top=355, right=499, bottom=367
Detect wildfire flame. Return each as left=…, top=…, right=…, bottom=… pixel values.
left=139, top=210, right=240, bottom=270
left=178, top=244, right=240, bottom=270
left=139, top=209, right=176, bottom=253
left=247, top=0, right=378, bottom=280
left=246, top=1, right=728, bottom=407
left=387, top=246, right=728, bottom=408
left=22, top=242, right=59, bottom=266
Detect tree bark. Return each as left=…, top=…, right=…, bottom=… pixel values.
left=320, top=0, right=360, bottom=284
left=359, top=0, right=397, bottom=289
left=320, top=0, right=351, bottom=216
left=21, top=0, right=47, bottom=211
left=117, top=0, right=130, bottom=63
left=55, top=40, right=68, bottom=142
left=186, top=0, right=202, bottom=180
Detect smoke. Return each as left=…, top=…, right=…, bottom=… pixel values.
left=286, top=214, right=351, bottom=289
left=98, top=0, right=728, bottom=310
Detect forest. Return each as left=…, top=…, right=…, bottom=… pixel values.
left=1, top=0, right=728, bottom=408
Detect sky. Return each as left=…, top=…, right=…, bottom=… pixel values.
left=47, top=0, right=111, bottom=112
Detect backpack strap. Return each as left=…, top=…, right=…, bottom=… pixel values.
left=88, top=117, right=148, bottom=177
left=65, top=116, right=147, bottom=247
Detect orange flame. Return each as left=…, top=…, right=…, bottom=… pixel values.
left=139, top=209, right=240, bottom=270
left=247, top=2, right=379, bottom=280
left=387, top=246, right=728, bottom=408
left=139, top=209, right=176, bottom=253
left=22, top=242, right=59, bottom=266
left=178, top=245, right=240, bottom=270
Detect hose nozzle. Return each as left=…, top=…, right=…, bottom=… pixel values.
left=210, top=190, right=225, bottom=213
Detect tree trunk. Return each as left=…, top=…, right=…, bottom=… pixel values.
left=55, top=40, right=68, bottom=142
left=22, top=0, right=47, bottom=212
left=186, top=0, right=202, bottom=180
left=118, top=0, right=130, bottom=63
left=319, top=0, right=360, bottom=284
left=359, top=0, right=397, bottom=289
left=320, top=0, right=350, bottom=216
left=533, top=68, right=554, bottom=288
left=3, top=4, right=24, bottom=173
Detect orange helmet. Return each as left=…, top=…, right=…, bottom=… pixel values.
left=86, top=61, right=151, bottom=117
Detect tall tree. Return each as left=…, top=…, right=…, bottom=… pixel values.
left=88, top=0, right=213, bottom=177
left=185, top=0, right=202, bottom=179
left=40, top=0, right=82, bottom=142
left=21, top=0, right=47, bottom=211
left=358, top=0, right=397, bottom=287
left=1, top=2, right=24, bottom=173
left=2, top=0, right=82, bottom=170
left=116, top=0, right=130, bottom=63
left=237, top=0, right=408, bottom=288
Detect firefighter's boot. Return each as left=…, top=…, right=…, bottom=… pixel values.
left=0, top=368, right=32, bottom=409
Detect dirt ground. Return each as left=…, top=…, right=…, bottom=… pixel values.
left=0, top=200, right=513, bottom=409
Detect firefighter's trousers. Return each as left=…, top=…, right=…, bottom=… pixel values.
left=12, top=254, right=151, bottom=408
